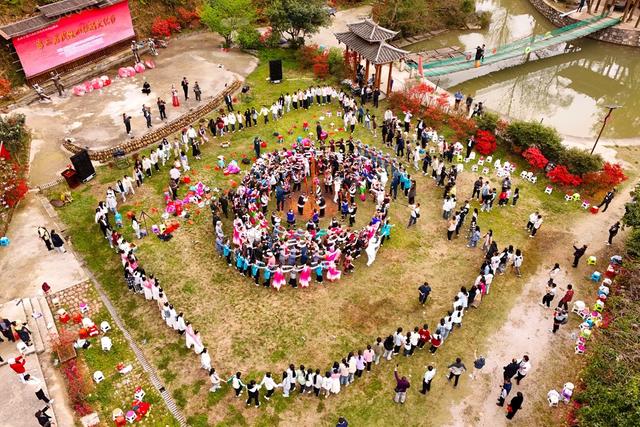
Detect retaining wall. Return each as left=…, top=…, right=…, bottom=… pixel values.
left=62, top=80, right=241, bottom=162
left=528, top=0, right=640, bottom=47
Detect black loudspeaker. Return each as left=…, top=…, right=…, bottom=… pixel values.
left=269, top=60, right=283, bottom=82
left=70, top=149, right=96, bottom=183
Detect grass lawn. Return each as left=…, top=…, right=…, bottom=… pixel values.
left=50, top=48, right=596, bottom=426
left=48, top=282, right=177, bottom=426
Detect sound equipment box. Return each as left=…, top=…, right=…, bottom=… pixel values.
left=269, top=59, right=283, bottom=82
left=70, top=149, right=96, bottom=183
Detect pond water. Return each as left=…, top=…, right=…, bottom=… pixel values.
left=408, top=0, right=640, bottom=139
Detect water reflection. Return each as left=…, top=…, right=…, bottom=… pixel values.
left=408, top=0, right=639, bottom=138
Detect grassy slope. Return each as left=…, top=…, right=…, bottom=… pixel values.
left=52, top=49, right=586, bottom=426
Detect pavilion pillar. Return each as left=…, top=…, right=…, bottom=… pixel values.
left=594, top=0, right=603, bottom=13
left=627, top=0, right=637, bottom=21
left=386, top=62, right=393, bottom=94
left=353, top=53, right=359, bottom=81
left=365, top=59, right=370, bottom=84
left=622, top=0, right=632, bottom=21
left=374, top=64, right=382, bottom=89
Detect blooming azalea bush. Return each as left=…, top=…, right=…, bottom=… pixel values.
left=151, top=16, right=181, bottom=38
left=176, top=7, right=200, bottom=27
left=474, top=129, right=497, bottom=155
left=582, top=162, right=627, bottom=188
left=522, top=147, right=549, bottom=169
left=0, top=78, right=11, bottom=98
left=447, top=115, right=476, bottom=140
left=546, top=165, right=583, bottom=187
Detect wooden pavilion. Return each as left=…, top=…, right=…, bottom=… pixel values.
left=335, top=19, right=408, bottom=94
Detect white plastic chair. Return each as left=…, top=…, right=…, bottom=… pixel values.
left=93, top=370, right=105, bottom=383
left=101, top=336, right=112, bottom=352
left=100, top=321, right=111, bottom=333
left=572, top=301, right=586, bottom=314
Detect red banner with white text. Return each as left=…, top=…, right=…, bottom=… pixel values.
left=13, top=1, right=135, bottom=77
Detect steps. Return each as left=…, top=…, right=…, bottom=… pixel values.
left=19, top=296, right=58, bottom=355
left=20, top=298, right=45, bottom=354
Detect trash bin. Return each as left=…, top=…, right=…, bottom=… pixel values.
left=61, top=168, right=80, bottom=189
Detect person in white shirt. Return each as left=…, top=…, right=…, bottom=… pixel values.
left=227, top=372, right=245, bottom=397
left=513, top=249, right=524, bottom=277
left=526, top=211, right=539, bottom=233
left=452, top=308, right=464, bottom=328
left=284, top=93, right=291, bottom=112
left=384, top=109, right=393, bottom=121
left=169, top=166, right=181, bottom=183
left=209, top=368, right=221, bottom=392
left=393, top=327, right=405, bottom=354
left=530, top=215, right=543, bottom=237
left=408, top=203, right=421, bottom=227
left=200, top=348, right=211, bottom=371
left=515, top=355, right=531, bottom=385
left=321, top=372, right=332, bottom=397
left=403, top=110, right=412, bottom=132
left=313, top=369, right=323, bottom=396
left=236, top=111, right=244, bottom=130
left=122, top=175, right=135, bottom=197
left=420, top=365, right=436, bottom=393
left=227, top=112, right=236, bottom=132
left=259, top=372, right=278, bottom=400
left=141, top=156, right=152, bottom=177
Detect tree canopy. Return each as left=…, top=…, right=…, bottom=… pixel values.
left=200, top=0, right=255, bottom=48
left=266, top=0, right=329, bottom=46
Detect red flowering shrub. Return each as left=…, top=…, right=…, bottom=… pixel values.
left=312, top=53, right=329, bottom=78
left=522, top=147, right=549, bottom=169
left=176, top=7, right=200, bottom=27
left=0, top=78, right=11, bottom=98
left=151, top=16, right=181, bottom=38
left=546, top=165, right=583, bottom=187
left=447, top=115, right=476, bottom=140
left=387, top=82, right=435, bottom=118
left=61, top=359, right=93, bottom=416
left=583, top=162, right=627, bottom=188
left=297, top=44, right=319, bottom=68
left=474, top=129, right=497, bottom=155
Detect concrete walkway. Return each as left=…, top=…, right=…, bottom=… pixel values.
left=16, top=31, right=258, bottom=187
left=0, top=194, right=87, bottom=303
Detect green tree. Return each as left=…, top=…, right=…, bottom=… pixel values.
left=266, top=0, right=329, bottom=46
left=200, top=0, right=255, bottom=48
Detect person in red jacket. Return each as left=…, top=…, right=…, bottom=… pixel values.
left=429, top=333, right=442, bottom=353
left=417, top=324, right=431, bottom=349
left=9, top=355, right=27, bottom=380
left=557, top=284, right=574, bottom=310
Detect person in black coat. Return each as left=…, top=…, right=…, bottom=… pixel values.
left=506, top=392, right=524, bottom=419
left=572, top=244, right=587, bottom=267
left=224, top=93, right=234, bottom=111
left=253, top=137, right=261, bottom=158
left=122, top=113, right=132, bottom=135
left=50, top=230, right=65, bottom=253
left=316, top=122, right=323, bottom=141
left=503, top=359, right=519, bottom=381
left=598, top=189, right=616, bottom=212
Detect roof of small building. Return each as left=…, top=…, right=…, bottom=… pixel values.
left=335, top=31, right=408, bottom=65
left=0, top=0, right=123, bottom=40
left=347, top=18, right=398, bottom=42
